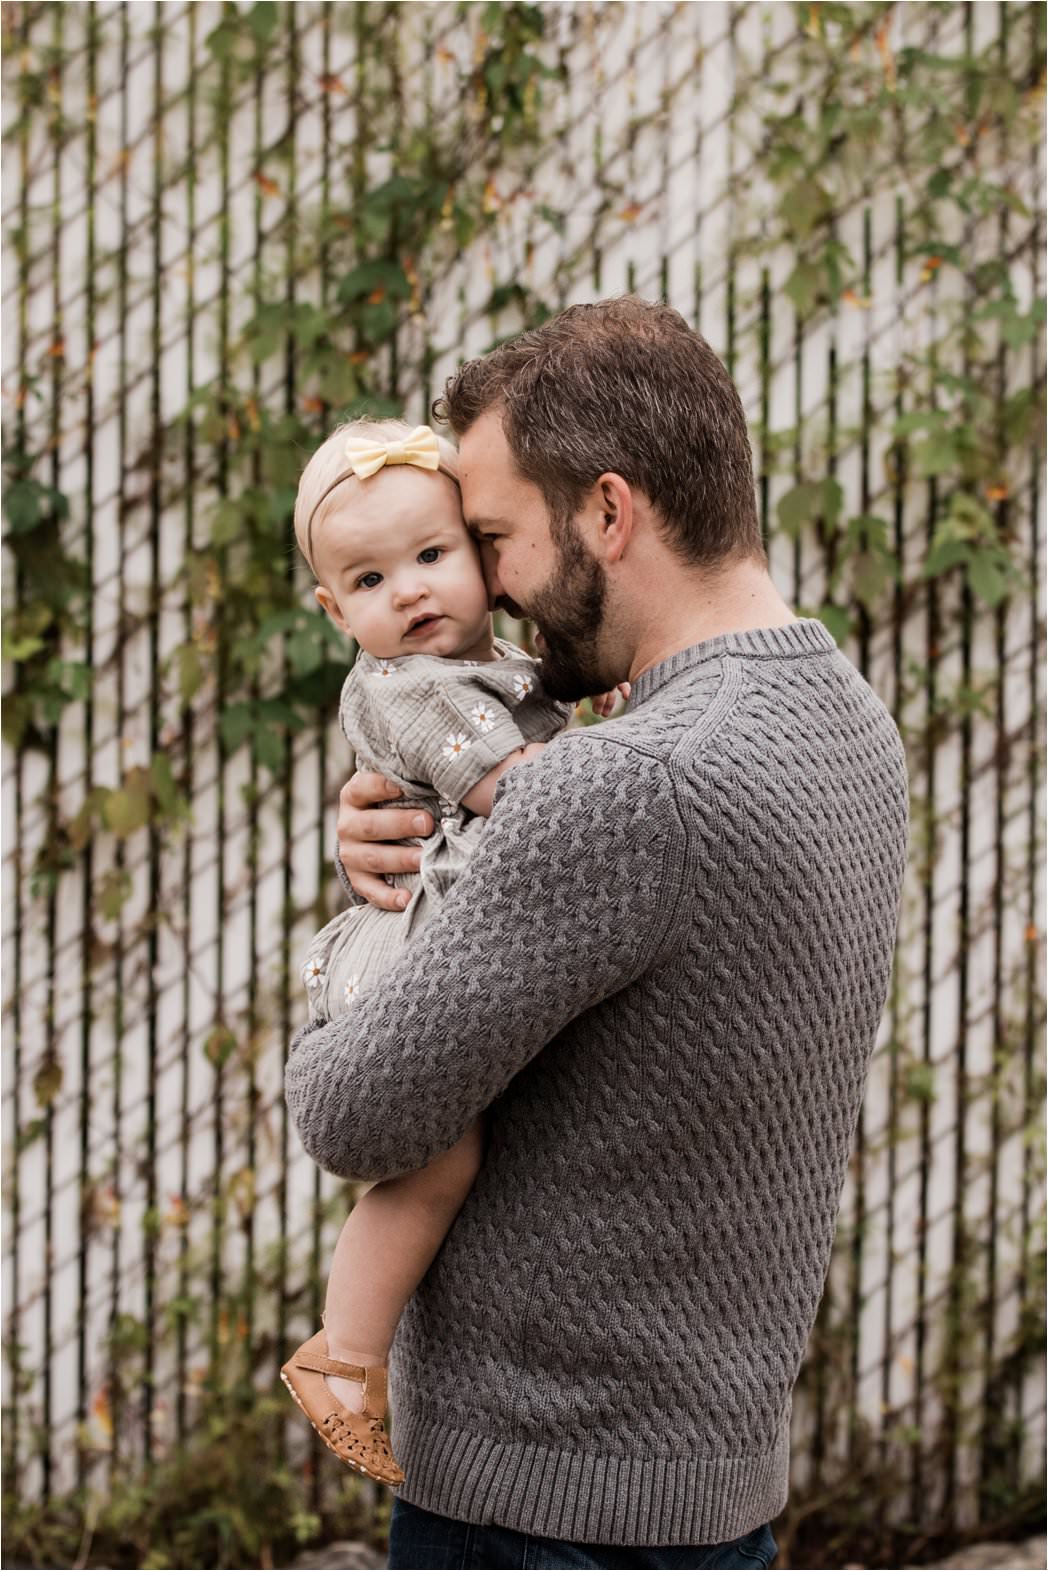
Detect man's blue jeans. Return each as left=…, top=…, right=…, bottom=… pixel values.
left=388, top=1497, right=778, bottom=1569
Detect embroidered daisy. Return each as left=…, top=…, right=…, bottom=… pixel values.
left=470, top=702, right=496, bottom=734
left=343, top=974, right=362, bottom=1005
left=302, top=958, right=324, bottom=990
left=511, top=672, right=533, bottom=701
left=442, top=732, right=473, bottom=759
left=374, top=660, right=396, bottom=677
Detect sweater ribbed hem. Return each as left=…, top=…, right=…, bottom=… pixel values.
left=390, top=1406, right=791, bottom=1547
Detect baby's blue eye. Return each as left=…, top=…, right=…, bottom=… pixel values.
left=418, top=547, right=442, bottom=564
left=357, top=571, right=382, bottom=590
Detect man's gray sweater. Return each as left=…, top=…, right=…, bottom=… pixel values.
left=284, top=620, right=909, bottom=1546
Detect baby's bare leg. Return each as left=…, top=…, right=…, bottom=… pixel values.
left=322, top=1116, right=485, bottom=1413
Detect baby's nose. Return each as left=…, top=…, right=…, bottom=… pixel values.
left=392, top=578, right=427, bottom=608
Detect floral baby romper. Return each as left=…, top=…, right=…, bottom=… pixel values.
left=300, top=638, right=572, bottom=1022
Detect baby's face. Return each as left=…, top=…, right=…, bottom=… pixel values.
left=312, top=466, right=495, bottom=662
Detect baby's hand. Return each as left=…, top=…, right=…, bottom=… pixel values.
left=588, top=682, right=631, bottom=720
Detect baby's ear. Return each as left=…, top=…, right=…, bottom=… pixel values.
left=315, top=584, right=351, bottom=638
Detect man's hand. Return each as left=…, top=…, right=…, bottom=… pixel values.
left=588, top=681, right=631, bottom=720
left=337, top=772, right=433, bottom=911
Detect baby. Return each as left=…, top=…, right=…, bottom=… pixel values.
left=280, top=419, right=620, bottom=1487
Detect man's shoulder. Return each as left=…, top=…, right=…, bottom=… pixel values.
left=494, top=718, right=683, bottom=827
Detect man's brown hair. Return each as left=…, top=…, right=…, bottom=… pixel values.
left=433, top=296, right=765, bottom=568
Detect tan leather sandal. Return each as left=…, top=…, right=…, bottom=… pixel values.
left=280, top=1322, right=404, bottom=1487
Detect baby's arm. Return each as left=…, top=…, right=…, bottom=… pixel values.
left=461, top=741, right=547, bottom=817
left=458, top=682, right=630, bottom=817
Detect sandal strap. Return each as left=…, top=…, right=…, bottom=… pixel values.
left=295, top=1326, right=389, bottom=1419
left=294, top=1349, right=367, bottom=1381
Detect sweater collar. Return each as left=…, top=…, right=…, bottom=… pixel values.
left=628, top=618, right=836, bottom=710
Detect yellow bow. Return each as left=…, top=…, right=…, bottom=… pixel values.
left=343, top=425, right=441, bottom=481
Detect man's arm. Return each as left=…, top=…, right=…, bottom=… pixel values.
left=284, top=737, right=684, bottom=1182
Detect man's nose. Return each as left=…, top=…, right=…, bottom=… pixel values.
left=479, top=541, right=504, bottom=603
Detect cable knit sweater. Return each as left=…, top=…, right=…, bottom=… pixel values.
left=284, top=620, right=909, bottom=1546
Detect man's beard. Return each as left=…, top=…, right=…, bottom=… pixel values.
left=523, top=523, right=612, bottom=703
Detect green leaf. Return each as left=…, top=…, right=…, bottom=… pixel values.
left=177, top=643, right=204, bottom=703
left=905, top=1062, right=936, bottom=1103
left=4, top=479, right=41, bottom=534
left=290, top=304, right=328, bottom=348
left=151, top=753, right=180, bottom=816
left=913, top=432, right=959, bottom=476
left=358, top=298, right=398, bottom=343
left=49, top=659, right=91, bottom=701
left=852, top=552, right=892, bottom=610
left=33, top=1058, right=63, bottom=1109
left=247, top=1, right=279, bottom=43
left=892, top=410, right=947, bottom=437
left=98, top=869, right=133, bottom=920
left=102, top=783, right=151, bottom=837
left=784, top=261, right=821, bottom=317
left=287, top=630, right=322, bottom=675
left=337, top=260, right=412, bottom=304
left=364, top=175, right=423, bottom=214
left=2, top=633, right=46, bottom=661
left=967, top=552, right=1007, bottom=607
left=211, top=499, right=242, bottom=546
left=254, top=725, right=285, bottom=771
left=220, top=703, right=254, bottom=753
left=818, top=603, right=852, bottom=645
left=777, top=482, right=822, bottom=538
left=983, top=76, right=1019, bottom=122
left=1001, top=308, right=1039, bottom=349
left=949, top=492, right=995, bottom=537
left=780, top=180, right=830, bottom=242
left=204, top=1026, right=237, bottom=1069
left=923, top=538, right=970, bottom=577
left=821, top=477, right=844, bottom=529
left=16, top=1117, right=45, bottom=1154
left=204, top=19, right=236, bottom=61
left=266, top=486, right=297, bottom=526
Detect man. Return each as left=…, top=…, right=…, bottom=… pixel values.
left=285, top=297, right=909, bottom=1570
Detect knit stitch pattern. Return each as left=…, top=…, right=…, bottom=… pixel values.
left=284, top=620, right=909, bottom=1545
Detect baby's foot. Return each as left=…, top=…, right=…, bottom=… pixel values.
left=280, top=1327, right=403, bottom=1486
left=323, top=1339, right=383, bottom=1416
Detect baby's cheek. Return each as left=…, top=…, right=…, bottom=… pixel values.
left=452, top=548, right=490, bottom=601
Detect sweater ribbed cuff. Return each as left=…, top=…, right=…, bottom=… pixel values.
left=389, top=1404, right=791, bottom=1547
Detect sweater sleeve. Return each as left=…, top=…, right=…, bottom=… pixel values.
left=284, top=734, right=685, bottom=1181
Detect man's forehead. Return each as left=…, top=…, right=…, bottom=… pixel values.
left=457, top=408, right=514, bottom=476
left=458, top=419, right=524, bottom=511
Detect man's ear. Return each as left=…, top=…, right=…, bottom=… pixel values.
left=315, top=584, right=352, bottom=638
left=594, top=473, right=633, bottom=565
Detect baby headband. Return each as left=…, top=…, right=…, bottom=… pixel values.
left=304, top=424, right=448, bottom=570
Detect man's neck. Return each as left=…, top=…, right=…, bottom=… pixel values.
left=627, top=557, right=797, bottom=686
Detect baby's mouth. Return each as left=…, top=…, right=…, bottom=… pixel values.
left=405, top=613, right=443, bottom=636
